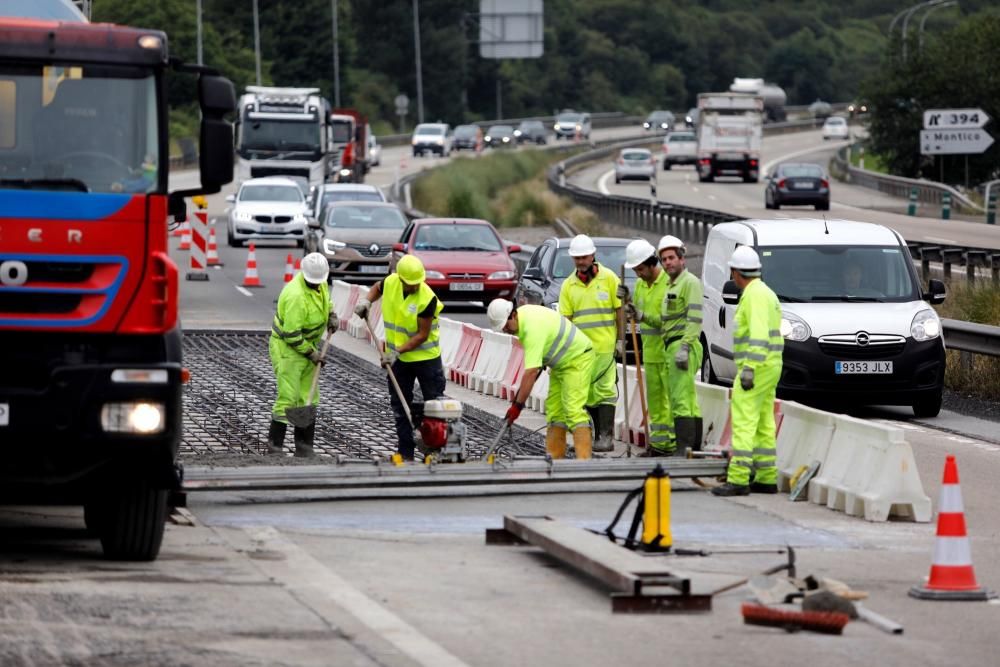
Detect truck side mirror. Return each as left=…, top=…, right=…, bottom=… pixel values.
left=198, top=75, right=236, bottom=193
left=722, top=280, right=741, bottom=306
left=924, top=278, right=946, bottom=305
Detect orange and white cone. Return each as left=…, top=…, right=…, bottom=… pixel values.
left=294, top=257, right=302, bottom=272
left=909, top=455, right=996, bottom=601
left=206, top=226, right=222, bottom=266
left=178, top=220, right=191, bottom=250
left=242, top=243, right=264, bottom=288
left=283, top=253, right=295, bottom=283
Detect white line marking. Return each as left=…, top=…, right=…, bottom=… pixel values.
left=236, top=286, right=253, bottom=297
left=707, top=194, right=718, bottom=201
left=598, top=169, right=614, bottom=195
left=244, top=526, right=470, bottom=667
left=925, top=236, right=957, bottom=244
left=761, top=139, right=852, bottom=176
left=691, top=186, right=699, bottom=193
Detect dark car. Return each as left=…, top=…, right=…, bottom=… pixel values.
left=452, top=124, right=482, bottom=152
left=484, top=125, right=516, bottom=149
left=643, top=110, right=674, bottom=133
left=764, top=163, right=830, bottom=211
left=514, top=120, right=548, bottom=145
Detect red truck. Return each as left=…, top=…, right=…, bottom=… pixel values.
left=330, top=108, right=369, bottom=183
left=0, top=9, right=235, bottom=559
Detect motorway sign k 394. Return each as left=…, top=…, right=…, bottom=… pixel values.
left=920, top=128, right=995, bottom=155
left=923, top=108, right=991, bottom=130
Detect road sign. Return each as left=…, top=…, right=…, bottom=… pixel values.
left=394, top=94, right=409, bottom=113
left=920, top=129, right=995, bottom=155
left=923, top=108, right=991, bottom=130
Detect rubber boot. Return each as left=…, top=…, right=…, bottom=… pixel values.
left=572, top=426, right=593, bottom=460
left=293, top=423, right=316, bottom=458
left=267, top=420, right=287, bottom=455
left=545, top=425, right=568, bottom=459
left=674, top=417, right=697, bottom=457
left=691, top=417, right=703, bottom=452
left=592, top=404, right=615, bottom=452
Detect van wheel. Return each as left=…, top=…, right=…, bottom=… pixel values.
left=912, top=391, right=942, bottom=419
left=701, top=340, right=720, bottom=385
left=97, top=477, right=169, bottom=561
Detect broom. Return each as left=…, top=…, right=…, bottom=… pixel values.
left=741, top=603, right=850, bottom=635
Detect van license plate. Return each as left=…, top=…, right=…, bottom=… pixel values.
left=0, top=403, right=8, bottom=426
left=835, top=361, right=893, bottom=374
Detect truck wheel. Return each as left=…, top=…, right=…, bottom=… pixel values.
left=912, top=391, right=942, bottom=419
left=97, top=478, right=169, bottom=561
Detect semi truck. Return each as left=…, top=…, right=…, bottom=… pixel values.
left=329, top=108, right=369, bottom=183
left=730, top=77, right=787, bottom=122
left=695, top=92, right=764, bottom=183
left=235, top=86, right=333, bottom=190
left=0, top=1, right=235, bottom=560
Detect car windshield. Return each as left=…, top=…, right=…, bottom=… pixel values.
left=322, top=190, right=383, bottom=203
left=488, top=126, right=514, bottom=135
left=330, top=119, right=353, bottom=143
left=324, top=205, right=406, bottom=229
left=778, top=165, right=824, bottom=178
left=647, top=112, right=671, bottom=121
left=519, top=121, right=543, bottom=130
left=826, top=118, right=847, bottom=126
left=760, top=245, right=919, bottom=303
left=415, top=124, right=446, bottom=136
left=669, top=133, right=696, bottom=142
left=551, top=246, right=638, bottom=287
left=556, top=113, right=581, bottom=123
left=240, top=185, right=303, bottom=202
left=454, top=125, right=477, bottom=138
left=413, top=224, right=503, bottom=252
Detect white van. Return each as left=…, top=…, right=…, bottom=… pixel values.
left=700, top=219, right=947, bottom=417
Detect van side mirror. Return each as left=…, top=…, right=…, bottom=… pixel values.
left=507, top=244, right=522, bottom=254
left=722, top=280, right=741, bottom=306
left=308, top=216, right=322, bottom=229
left=392, top=242, right=407, bottom=252
left=924, top=278, right=946, bottom=305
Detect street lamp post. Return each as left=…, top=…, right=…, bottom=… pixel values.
left=413, top=0, right=425, bottom=125
left=331, top=0, right=340, bottom=107
left=903, top=0, right=946, bottom=62
left=196, top=0, right=203, bottom=65
left=252, top=0, right=262, bottom=86
left=919, top=1, right=958, bottom=53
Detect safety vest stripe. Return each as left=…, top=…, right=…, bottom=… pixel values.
left=753, top=447, right=777, bottom=456
left=576, top=319, right=615, bottom=330
left=663, top=312, right=686, bottom=322
left=736, top=352, right=768, bottom=362
left=385, top=321, right=441, bottom=336
left=769, top=329, right=781, bottom=337
left=574, top=307, right=615, bottom=316
left=650, top=423, right=675, bottom=433
left=764, top=343, right=784, bottom=351
left=640, top=328, right=660, bottom=336
left=649, top=435, right=675, bottom=443
left=271, top=323, right=305, bottom=342
left=545, top=320, right=577, bottom=367
left=688, top=303, right=703, bottom=311
left=734, top=336, right=770, bottom=346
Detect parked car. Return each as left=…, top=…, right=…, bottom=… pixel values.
left=390, top=218, right=521, bottom=303
left=643, top=110, right=674, bottom=132
left=226, top=176, right=309, bottom=248
left=822, top=116, right=850, bottom=141
left=305, top=201, right=409, bottom=283
left=452, top=124, right=482, bottom=151
left=514, top=237, right=638, bottom=309
left=764, top=162, right=830, bottom=210
left=514, top=119, right=548, bottom=144
left=309, top=183, right=386, bottom=220
left=484, top=125, right=516, bottom=148
left=553, top=110, right=591, bottom=140
left=368, top=133, right=381, bottom=166
left=614, top=148, right=656, bottom=184
left=411, top=122, right=450, bottom=157
left=700, top=219, right=946, bottom=416
left=662, top=130, right=698, bottom=170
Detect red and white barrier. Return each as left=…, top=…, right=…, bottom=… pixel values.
left=187, top=211, right=208, bottom=280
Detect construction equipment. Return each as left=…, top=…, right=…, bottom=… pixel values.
left=618, top=264, right=632, bottom=458
left=483, top=421, right=512, bottom=462
left=602, top=464, right=672, bottom=552
left=741, top=603, right=849, bottom=635
left=286, top=330, right=334, bottom=428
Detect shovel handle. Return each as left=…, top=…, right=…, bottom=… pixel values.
left=364, top=316, right=413, bottom=427
left=305, top=329, right=334, bottom=407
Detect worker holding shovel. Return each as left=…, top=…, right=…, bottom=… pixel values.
left=268, top=253, right=335, bottom=457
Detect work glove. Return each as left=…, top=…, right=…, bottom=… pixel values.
left=308, top=349, right=326, bottom=365
left=616, top=284, right=630, bottom=301
left=740, top=366, right=755, bottom=391
left=505, top=401, right=524, bottom=425
left=624, top=303, right=642, bottom=323
left=615, top=339, right=626, bottom=362
left=675, top=343, right=689, bottom=371
left=327, top=313, right=339, bottom=334
left=381, top=348, right=399, bottom=367
left=354, top=298, right=371, bottom=320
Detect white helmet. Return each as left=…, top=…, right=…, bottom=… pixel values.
left=657, top=234, right=686, bottom=256
left=623, top=239, right=657, bottom=269
left=728, top=246, right=762, bottom=273
left=301, top=252, right=330, bottom=284
left=568, top=234, right=597, bottom=257
left=487, top=298, right=514, bottom=331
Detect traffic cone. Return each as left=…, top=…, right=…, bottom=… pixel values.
left=909, top=455, right=996, bottom=601
left=283, top=253, right=295, bottom=283
left=178, top=220, right=191, bottom=250
left=242, top=243, right=264, bottom=288
left=206, top=226, right=222, bottom=266
left=294, top=257, right=302, bottom=272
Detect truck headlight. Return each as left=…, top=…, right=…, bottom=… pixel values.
left=101, top=401, right=165, bottom=434
left=234, top=210, right=252, bottom=222
left=780, top=312, right=811, bottom=342
left=339, top=168, right=352, bottom=177
left=323, top=238, right=346, bottom=255
left=910, top=308, right=941, bottom=341
left=488, top=270, right=515, bottom=280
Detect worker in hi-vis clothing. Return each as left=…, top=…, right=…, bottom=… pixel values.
left=488, top=299, right=595, bottom=459
left=268, top=253, right=335, bottom=458
left=355, top=255, right=445, bottom=461
left=712, top=246, right=783, bottom=497
left=658, top=234, right=704, bottom=456
left=619, top=239, right=675, bottom=455
left=558, top=234, right=622, bottom=452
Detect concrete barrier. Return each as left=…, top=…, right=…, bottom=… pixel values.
left=775, top=401, right=836, bottom=493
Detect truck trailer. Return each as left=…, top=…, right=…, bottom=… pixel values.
left=695, top=92, right=764, bottom=183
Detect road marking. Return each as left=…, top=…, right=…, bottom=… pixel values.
left=925, top=236, right=957, bottom=245
left=598, top=169, right=614, bottom=195
left=236, top=286, right=254, bottom=298
left=691, top=186, right=699, bottom=193
left=762, top=138, right=852, bottom=176
left=707, top=194, right=718, bottom=201
left=243, top=526, right=470, bottom=667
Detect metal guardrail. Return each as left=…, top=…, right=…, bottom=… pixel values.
left=831, top=145, right=984, bottom=214
left=942, top=319, right=1000, bottom=358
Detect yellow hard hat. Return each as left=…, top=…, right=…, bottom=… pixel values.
left=397, top=254, right=426, bottom=286
left=192, top=195, right=208, bottom=209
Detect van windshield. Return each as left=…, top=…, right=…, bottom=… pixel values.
left=760, top=246, right=919, bottom=303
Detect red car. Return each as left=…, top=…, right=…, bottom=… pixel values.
left=391, top=218, right=521, bottom=303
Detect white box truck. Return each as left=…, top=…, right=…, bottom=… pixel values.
left=696, top=92, right=763, bottom=183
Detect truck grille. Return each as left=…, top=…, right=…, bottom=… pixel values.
left=0, top=255, right=126, bottom=327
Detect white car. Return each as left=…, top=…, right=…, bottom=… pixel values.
left=411, top=123, right=450, bottom=157
left=662, top=130, right=698, bottom=169
left=553, top=110, right=591, bottom=140
left=822, top=116, right=850, bottom=140
left=226, top=177, right=309, bottom=248
left=309, top=183, right=387, bottom=219
left=368, top=133, right=381, bottom=167
left=614, top=148, right=655, bottom=183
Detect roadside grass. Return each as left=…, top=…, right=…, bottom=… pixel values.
left=412, top=149, right=600, bottom=232
left=934, top=281, right=1000, bottom=400
left=847, top=142, right=889, bottom=174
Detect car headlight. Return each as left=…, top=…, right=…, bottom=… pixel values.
left=643, top=122, right=651, bottom=128
left=488, top=270, right=515, bottom=280
left=910, top=308, right=941, bottom=341
left=485, top=136, right=492, bottom=142
left=575, top=124, right=582, bottom=130
left=514, top=130, right=522, bottom=137
left=234, top=210, right=252, bottom=222
left=100, top=401, right=164, bottom=434
left=554, top=123, right=561, bottom=130
left=425, top=270, right=445, bottom=279
left=780, top=311, right=811, bottom=342
left=660, top=123, right=668, bottom=129
left=411, top=137, right=419, bottom=145
left=322, top=238, right=346, bottom=255
left=502, top=137, right=510, bottom=143
left=435, top=137, right=444, bottom=145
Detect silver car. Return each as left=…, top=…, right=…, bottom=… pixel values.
left=305, top=201, right=409, bottom=283
left=614, top=148, right=655, bottom=184
left=309, top=183, right=387, bottom=219
left=226, top=177, right=309, bottom=247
